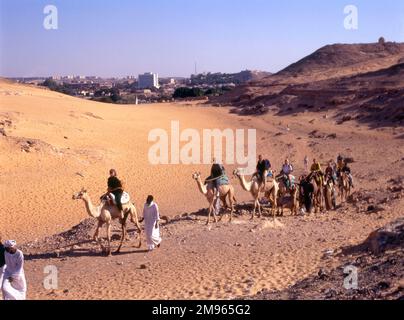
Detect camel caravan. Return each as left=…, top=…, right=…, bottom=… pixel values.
left=193, top=155, right=353, bottom=224
left=72, top=156, right=353, bottom=256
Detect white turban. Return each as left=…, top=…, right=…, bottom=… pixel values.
left=4, top=240, right=17, bottom=248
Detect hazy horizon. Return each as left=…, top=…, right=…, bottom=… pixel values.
left=1, top=0, right=403, bottom=78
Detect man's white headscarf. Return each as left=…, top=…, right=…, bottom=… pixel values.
left=4, top=240, right=17, bottom=248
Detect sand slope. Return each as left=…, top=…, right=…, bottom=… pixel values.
left=1, top=80, right=403, bottom=300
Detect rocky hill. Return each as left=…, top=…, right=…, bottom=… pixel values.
left=212, top=40, right=404, bottom=127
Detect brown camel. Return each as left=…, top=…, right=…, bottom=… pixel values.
left=233, top=169, right=279, bottom=219
left=307, top=172, right=324, bottom=213
left=324, top=177, right=337, bottom=210
left=339, top=172, right=351, bottom=203
left=72, top=188, right=142, bottom=256
left=277, top=185, right=299, bottom=216
left=192, top=172, right=236, bottom=225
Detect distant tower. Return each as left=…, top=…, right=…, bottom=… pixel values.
left=194, top=61, right=197, bottom=75
left=378, top=37, right=386, bottom=45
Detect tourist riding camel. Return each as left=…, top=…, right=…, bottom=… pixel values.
left=73, top=188, right=142, bottom=256
left=205, top=158, right=227, bottom=197
left=101, top=169, right=124, bottom=214
left=252, top=155, right=272, bottom=190
left=341, top=161, right=354, bottom=189
left=233, top=168, right=279, bottom=219
left=276, top=158, right=294, bottom=195
left=325, top=160, right=337, bottom=185
left=192, top=167, right=236, bottom=225
left=310, top=158, right=324, bottom=186
left=324, top=160, right=337, bottom=210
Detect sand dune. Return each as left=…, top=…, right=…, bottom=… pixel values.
left=1, top=79, right=403, bottom=300
left=0, top=80, right=256, bottom=243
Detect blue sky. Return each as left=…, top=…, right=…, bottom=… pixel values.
left=1, top=0, right=403, bottom=77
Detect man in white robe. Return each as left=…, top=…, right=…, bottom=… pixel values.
left=2, top=240, right=27, bottom=300
left=0, top=236, right=5, bottom=298
left=143, top=195, right=162, bottom=251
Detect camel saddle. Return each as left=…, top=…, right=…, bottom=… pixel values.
left=104, top=192, right=131, bottom=206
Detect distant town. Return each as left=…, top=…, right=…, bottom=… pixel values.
left=9, top=70, right=270, bottom=104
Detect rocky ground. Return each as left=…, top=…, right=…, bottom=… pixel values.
left=247, top=218, right=404, bottom=300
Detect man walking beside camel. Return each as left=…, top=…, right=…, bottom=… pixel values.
left=143, top=195, right=162, bottom=252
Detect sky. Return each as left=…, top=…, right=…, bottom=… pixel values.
left=1, top=0, right=403, bottom=77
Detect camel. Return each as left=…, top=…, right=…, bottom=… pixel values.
left=192, top=172, right=236, bottom=225
left=338, top=172, right=351, bottom=203
left=306, top=172, right=324, bottom=213
left=233, top=169, right=279, bottom=219
left=72, top=188, right=142, bottom=256
left=324, top=177, right=337, bottom=210
left=277, top=185, right=299, bottom=216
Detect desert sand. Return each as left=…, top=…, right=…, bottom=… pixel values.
left=0, top=79, right=403, bottom=300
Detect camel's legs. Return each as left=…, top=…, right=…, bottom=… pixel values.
left=207, top=203, right=213, bottom=225
left=93, top=221, right=105, bottom=253
left=106, top=223, right=112, bottom=256
left=258, top=198, right=262, bottom=218
left=129, top=206, right=142, bottom=248
left=93, top=221, right=103, bottom=241
left=116, top=212, right=129, bottom=253
left=116, top=223, right=126, bottom=253
left=228, top=195, right=234, bottom=223
left=252, top=197, right=260, bottom=220
left=217, top=197, right=225, bottom=222
left=251, top=199, right=257, bottom=220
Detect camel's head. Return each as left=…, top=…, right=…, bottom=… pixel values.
left=192, top=172, right=201, bottom=180
left=233, top=169, right=242, bottom=177
left=72, top=188, right=87, bottom=200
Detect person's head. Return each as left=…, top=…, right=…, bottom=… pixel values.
left=4, top=240, right=17, bottom=254
left=258, top=155, right=263, bottom=162
left=109, top=169, right=117, bottom=177
left=328, top=160, right=333, bottom=167
left=146, top=195, right=154, bottom=205
left=0, top=234, right=2, bottom=244
left=285, top=159, right=289, bottom=165
left=212, top=157, right=217, bottom=164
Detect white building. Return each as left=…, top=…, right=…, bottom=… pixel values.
left=138, top=72, right=159, bottom=89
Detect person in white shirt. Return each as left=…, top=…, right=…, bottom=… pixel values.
left=281, top=159, right=294, bottom=189
left=143, top=196, right=162, bottom=252
left=304, top=156, right=309, bottom=173
left=2, top=240, right=27, bottom=300
left=0, top=235, right=5, bottom=295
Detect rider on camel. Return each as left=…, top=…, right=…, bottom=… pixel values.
left=280, top=158, right=294, bottom=190
left=310, top=158, right=324, bottom=186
